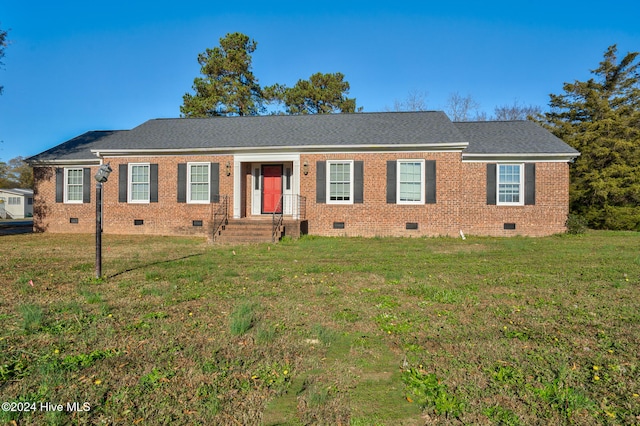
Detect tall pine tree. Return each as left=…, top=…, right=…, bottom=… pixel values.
left=543, top=45, right=640, bottom=230
left=181, top=33, right=264, bottom=117
left=264, top=72, right=357, bottom=115
left=181, top=33, right=359, bottom=118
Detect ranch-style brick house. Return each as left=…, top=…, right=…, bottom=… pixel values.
left=27, top=111, right=579, bottom=241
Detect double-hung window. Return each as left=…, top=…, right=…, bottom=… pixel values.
left=188, top=162, right=210, bottom=203
left=65, top=168, right=84, bottom=203
left=397, top=160, right=425, bottom=204
left=497, top=164, right=523, bottom=205
left=129, top=163, right=150, bottom=203
left=327, top=160, right=353, bottom=204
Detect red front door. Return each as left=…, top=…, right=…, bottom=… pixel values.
left=262, top=165, right=282, bottom=214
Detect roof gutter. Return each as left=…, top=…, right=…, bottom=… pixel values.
left=462, top=152, right=580, bottom=163
left=92, top=142, right=469, bottom=157
left=26, top=158, right=103, bottom=166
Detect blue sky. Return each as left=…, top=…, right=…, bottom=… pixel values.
left=1, top=0, right=639, bottom=161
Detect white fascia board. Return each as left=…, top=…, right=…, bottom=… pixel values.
left=28, top=159, right=101, bottom=166
left=92, top=142, right=469, bottom=157
left=462, top=152, right=580, bottom=163
left=233, top=153, right=300, bottom=162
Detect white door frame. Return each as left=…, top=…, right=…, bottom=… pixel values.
left=233, top=153, right=300, bottom=219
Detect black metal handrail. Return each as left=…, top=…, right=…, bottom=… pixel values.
left=271, top=194, right=306, bottom=242
left=272, top=195, right=284, bottom=243
left=212, top=195, right=228, bottom=241
left=297, top=195, right=307, bottom=221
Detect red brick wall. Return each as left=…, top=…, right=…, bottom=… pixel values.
left=301, top=152, right=464, bottom=237
left=103, top=156, right=234, bottom=237
left=33, top=166, right=98, bottom=233
left=457, top=162, right=569, bottom=236
left=33, top=153, right=570, bottom=238
left=33, top=155, right=234, bottom=237
left=302, top=154, right=569, bottom=237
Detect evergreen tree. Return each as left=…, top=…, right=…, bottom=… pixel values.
left=181, top=32, right=264, bottom=117
left=265, top=72, right=358, bottom=115
left=181, top=34, right=358, bottom=117
left=543, top=45, right=640, bottom=230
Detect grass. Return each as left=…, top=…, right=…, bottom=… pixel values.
left=0, top=231, right=639, bottom=425
left=229, top=301, right=257, bottom=336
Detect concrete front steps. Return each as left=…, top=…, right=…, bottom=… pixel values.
left=214, top=218, right=282, bottom=244
left=214, top=218, right=308, bottom=244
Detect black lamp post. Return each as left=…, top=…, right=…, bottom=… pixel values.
left=95, top=163, right=112, bottom=278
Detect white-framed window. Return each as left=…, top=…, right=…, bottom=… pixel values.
left=65, top=168, right=84, bottom=203
left=327, top=160, right=354, bottom=204
left=8, top=197, right=21, bottom=205
left=129, top=163, right=150, bottom=203
left=397, top=160, right=425, bottom=204
left=497, top=164, right=524, bottom=205
left=188, top=162, right=210, bottom=203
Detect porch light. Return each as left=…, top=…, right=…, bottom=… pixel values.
left=94, top=163, right=112, bottom=278
left=303, top=162, right=309, bottom=175
left=225, top=162, right=231, bottom=176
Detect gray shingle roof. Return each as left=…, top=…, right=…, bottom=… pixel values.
left=27, top=113, right=578, bottom=163
left=455, top=120, right=579, bottom=155
left=95, top=111, right=466, bottom=151
left=27, top=130, right=124, bottom=163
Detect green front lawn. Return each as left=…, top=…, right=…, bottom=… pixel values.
left=1, top=232, right=638, bottom=425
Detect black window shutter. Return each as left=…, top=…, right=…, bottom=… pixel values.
left=55, top=168, right=64, bottom=203
left=210, top=162, right=220, bottom=203
left=354, top=161, right=364, bottom=203
left=386, top=161, right=396, bottom=204
left=118, top=164, right=128, bottom=203
left=486, top=163, right=497, bottom=205
left=316, top=161, right=326, bottom=204
left=525, top=163, right=536, bottom=205
left=425, top=160, right=436, bottom=204
left=177, top=164, right=187, bottom=203
left=150, top=164, right=159, bottom=203
left=82, top=168, right=91, bottom=203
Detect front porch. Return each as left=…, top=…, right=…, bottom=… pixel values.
left=212, top=152, right=307, bottom=243
left=232, top=154, right=304, bottom=220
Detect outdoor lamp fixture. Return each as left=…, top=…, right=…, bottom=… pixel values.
left=95, top=163, right=112, bottom=183
left=225, top=162, right=231, bottom=176
left=303, top=162, right=309, bottom=175
left=94, top=163, right=112, bottom=278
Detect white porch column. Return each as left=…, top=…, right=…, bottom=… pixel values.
left=233, top=159, right=242, bottom=219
